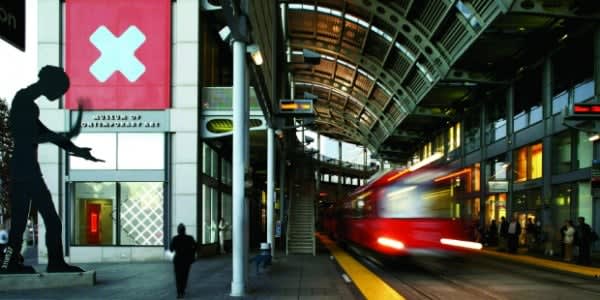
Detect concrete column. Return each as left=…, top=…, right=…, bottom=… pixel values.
left=480, top=101, right=487, bottom=225
left=231, top=40, right=248, bottom=297
left=267, top=128, right=275, bottom=257
left=337, top=141, right=342, bottom=200
left=506, top=85, right=514, bottom=217
left=594, top=26, right=600, bottom=99
left=542, top=58, right=553, bottom=206
left=279, top=143, right=286, bottom=252
left=37, top=0, right=62, bottom=264
left=171, top=0, right=200, bottom=246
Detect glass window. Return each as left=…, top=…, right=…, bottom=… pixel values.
left=515, top=147, right=528, bottom=182
left=576, top=131, right=593, bottom=169
left=552, top=91, right=568, bottom=115
left=514, top=111, right=528, bottom=132
left=202, top=185, right=218, bottom=244
left=514, top=143, right=542, bottom=182
left=71, top=182, right=164, bottom=246
left=222, top=193, right=232, bottom=240
left=529, top=105, right=542, bottom=125
left=447, top=122, right=461, bottom=151
left=513, top=189, right=542, bottom=211
left=574, top=80, right=594, bottom=103
left=434, top=133, right=444, bottom=154
left=578, top=182, right=592, bottom=223
left=494, top=119, right=506, bottom=141
left=331, top=175, right=338, bottom=183
left=221, top=160, right=232, bottom=185
left=487, top=155, right=507, bottom=181
left=71, top=133, right=117, bottom=170
left=471, top=163, right=480, bottom=192
left=552, top=131, right=571, bottom=174
left=72, top=182, right=117, bottom=245
left=203, top=143, right=212, bottom=175
left=119, top=182, right=164, bottom=245
left=552, top=183, right=572, bottom=229
left=117, top=134, right=164, bottom=169
left=531, top=143, right=542, bottom=179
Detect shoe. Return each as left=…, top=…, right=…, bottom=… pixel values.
left=47, top=263, right=85, bottom=273
left=0, top=246, right=36, bottom=274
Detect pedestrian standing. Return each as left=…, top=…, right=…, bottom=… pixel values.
left=498, top=216, right=509, bottom=251
left=575, top=217, right=592, bottom=266
left=562, top=220, right=575, bottom=262
left=170, top=223, right=197, bottom=299
left=507, top=215, right=521, bottom=254
left=218, top=218, right=229, bottom=254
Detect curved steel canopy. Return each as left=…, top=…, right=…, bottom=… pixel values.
left=285, top=0, right=512, bottom=149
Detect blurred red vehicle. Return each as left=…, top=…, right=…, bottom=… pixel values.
left=324, top=155, right=482, bottom=257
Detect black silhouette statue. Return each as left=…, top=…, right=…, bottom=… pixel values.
left=0, top=65, right=103, bottom=273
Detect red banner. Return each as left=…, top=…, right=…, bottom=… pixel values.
left=66, top=0, right=171, bottom=110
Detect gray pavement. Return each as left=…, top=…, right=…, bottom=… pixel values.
left=0, top=250, right=360, bottom=300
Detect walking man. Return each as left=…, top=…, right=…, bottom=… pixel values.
left=170, top=223, right=197, bottom=298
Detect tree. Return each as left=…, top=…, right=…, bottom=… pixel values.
left=0, top=97, right=12, bottom=219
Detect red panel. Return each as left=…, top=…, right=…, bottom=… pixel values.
left=66, top=0, right=171, bottom=110
left=86, top=203, right=101, bottom=244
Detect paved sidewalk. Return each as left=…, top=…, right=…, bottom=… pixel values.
left=0, top=250, right=359, bottom=300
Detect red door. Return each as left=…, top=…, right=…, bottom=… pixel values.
left=87, top=204, right=101, bottom=244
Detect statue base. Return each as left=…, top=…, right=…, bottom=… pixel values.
left=0, top=270, right=96, bottom=290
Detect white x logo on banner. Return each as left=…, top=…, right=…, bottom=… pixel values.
left=89, top=25, right=146, bottom=82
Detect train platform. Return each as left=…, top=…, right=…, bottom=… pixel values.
left=480, top=247, right=600, bottom=278
left=0, top=247, right=360, bottom=299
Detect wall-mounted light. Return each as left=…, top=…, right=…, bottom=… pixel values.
left=247, top=44, right=263, bottom=66
left=589, top=134, right=600, bottom=142
left=219, top=26, right=231, bottom=42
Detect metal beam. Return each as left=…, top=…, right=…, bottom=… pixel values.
left=410, top=107, right=452, bottom=118
left=510, top=0, right=600, bottom=20
left=444, top=69, right=510, bottom=85
left=391, top=130, right=422, bottom=140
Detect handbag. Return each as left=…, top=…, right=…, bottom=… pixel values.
left=165, top=250, right=175, bottom=261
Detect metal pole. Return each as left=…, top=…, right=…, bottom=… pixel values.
left=243, top=65, right=250, bottom=285
left=267, top=127, right=275, bottom=257
left=231, top=40, right=247, bottom=297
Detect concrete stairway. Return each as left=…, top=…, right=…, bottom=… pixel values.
left=287, top=194, right=315, bottom=255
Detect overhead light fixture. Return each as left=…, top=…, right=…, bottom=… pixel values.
left=518, top=27, right=526, bottom=32
left=589, top=134, right=600, bottom=142
left=247, top=44, right=263, bottom=66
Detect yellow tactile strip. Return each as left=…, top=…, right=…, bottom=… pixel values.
left=481, top=249, right=600, bottom=278
left=316, top=233, right=405, bottom=300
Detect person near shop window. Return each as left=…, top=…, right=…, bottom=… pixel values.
left=488, top=220, right=498, bottom=247
left=218, top=218, right=229, bottom=254
left=0, top=66, right=104, bottom=274
left=498, top=216, right=509, bottom=251
left=562, top=220, right=575, bottom=262
left=170, top=223, right=197, bottom=299
left=526, top=218, right=537, bottom=251
left=575, top=217, right=592, bottom=266
left=507, top=214, right=521, bottom=254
